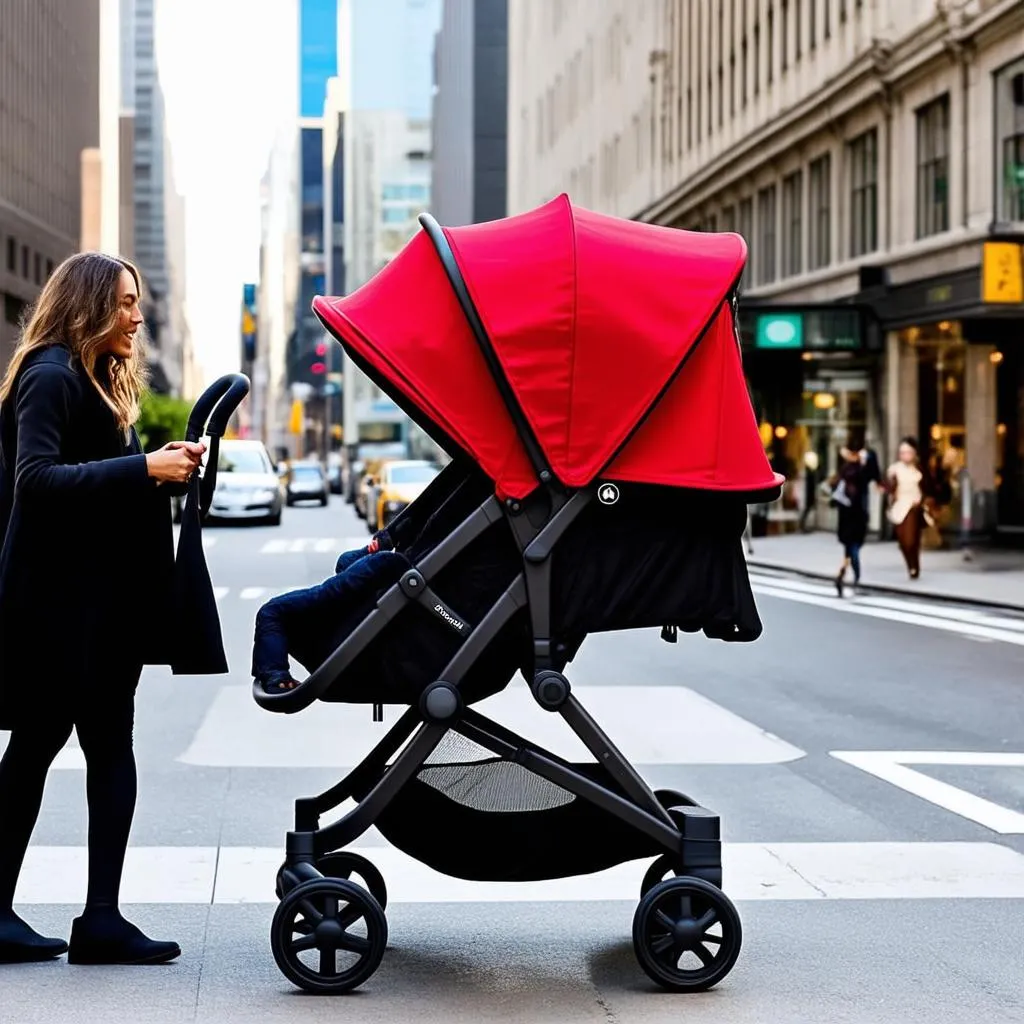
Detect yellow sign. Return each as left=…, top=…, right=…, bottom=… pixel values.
left=982, top=242, right=1024, bottom=303
left=241, top=309, right=256, bottom=335
left=288, top=399, right=303, bottom=435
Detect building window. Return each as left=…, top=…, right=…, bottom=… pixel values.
left=46, top=260, right=54, bottom=278
left=824, top=0, right=831, bottom=39
left=839, top=0, right=848, bottom=24
left=753, top=16, right=760, bottom=97
left=782, top=170, right=803, bottom=276
left=916, top=95, right=950, bottom=238
left=794, top=0, right=801, bottom=61
left=33, top=254, right=41, bottom=285
left=5, top=238, right=14, bottom=273
left=739, top=197, right=754, bottom=288
left=849, top=129, right=878, bottom=257
left=4, top=294, right=27, bottom=326
left=21, top=246, right=28, bottom=279
left=768, top=2, right=775, bottom=85
left=741, top=35, right=748, bottom=107
left=995, top=62, right=1024, bottom=222
left=809, top=153, right=832, bottom=269
left=810, top=0, right=816, bottom=49
left=757, top=184, right=777, bottom=285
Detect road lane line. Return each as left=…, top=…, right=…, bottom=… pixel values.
left=749, top=574, right=1024, bottom=631
left=832, top=750, right=1024, bottom=834
left=752, top=582, right=1024, bottom=646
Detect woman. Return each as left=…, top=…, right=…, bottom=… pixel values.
left=886, top=437, right=931, bottom=579
left=832, top=447, right=870, bottom=597
left=0, top=253, right=205, bottom=965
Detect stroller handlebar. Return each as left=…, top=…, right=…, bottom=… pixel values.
left=251, top=660, right=335, bottom=713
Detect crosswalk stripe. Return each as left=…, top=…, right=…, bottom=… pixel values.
left=751, top=579, right=1024, bottom=646
left=15, top=841, right=1024, bottom=904
left=749, top=573, right=1024, bottom=631
left=259, top=537, right=370, bottom=554
left=177, top=684, right=806, bottom=768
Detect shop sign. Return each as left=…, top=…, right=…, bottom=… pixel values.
left=982, top=241, right=1024, bottom=304
left=755, top=313, right=803, bottom=349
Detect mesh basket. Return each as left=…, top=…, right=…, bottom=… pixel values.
left=359, top=731, right=663, bottom=883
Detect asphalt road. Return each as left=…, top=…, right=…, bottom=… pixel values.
left=1, top=495, right=1021, bottom=1024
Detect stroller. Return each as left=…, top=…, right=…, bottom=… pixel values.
left=253, top=196, right=782, bottom=995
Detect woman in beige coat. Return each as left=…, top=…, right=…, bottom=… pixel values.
left=886, top=437, right=932, bottom=579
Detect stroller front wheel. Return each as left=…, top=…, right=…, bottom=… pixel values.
left=275, top=852, right=388, bottom=910
left=271, top=877, right=387, bottom=994
left=632, top=876, right=742, bottom=992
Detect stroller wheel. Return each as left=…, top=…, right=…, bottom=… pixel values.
left=271, top=877, right=387, bottom=994
left=317, top=852, right=388, bottom=911
left=632, top=876, right=741, bottom=992
left=275, top=853, right=388, bottom=910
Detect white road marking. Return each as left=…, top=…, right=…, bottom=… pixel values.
left=14, top=842, right=1024, bottom=904
left=213, top=587, right=230, bottom=602
left=751, top=578, right=1024, bottom=646
left=178, top=684, right=805, bottom=768
left=751, top=574, right=1024, bottom=631
left=831, top=751, right=1024, bottom=834
left=259, top=537, right=369, bottom=555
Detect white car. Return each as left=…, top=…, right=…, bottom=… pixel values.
left=207, top=439, right=284, bottom=525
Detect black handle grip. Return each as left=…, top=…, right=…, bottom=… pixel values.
left=185, top=373, right=251, bottom=443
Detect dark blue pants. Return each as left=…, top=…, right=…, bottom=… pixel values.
left=252, top=548, right=404, bottom=686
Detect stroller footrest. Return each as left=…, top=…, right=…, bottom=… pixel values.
left=671, top=805, right=723, bottom=888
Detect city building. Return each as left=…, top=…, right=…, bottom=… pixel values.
left=507, top=0, right=1024, bottom=540
left=336, top=0, right=443, bottom=464
left=432, top=0, right=509, bottom=227
left=0, top=2, right=101, bottom=367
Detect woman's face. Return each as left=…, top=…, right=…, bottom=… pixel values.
left=898, top=442, right=917, bottom=464
left=100, top=268, right=143, bottom=360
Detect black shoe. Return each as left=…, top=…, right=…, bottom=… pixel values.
left=68, top=909, right=180, bottom=966
left=0, top=911, right=68, bottom=963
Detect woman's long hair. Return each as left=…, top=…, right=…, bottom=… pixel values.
left=0, top=252, right=149, bottom=431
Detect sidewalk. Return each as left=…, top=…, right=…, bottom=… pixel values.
left=745, top=530, right=1024, bottom=611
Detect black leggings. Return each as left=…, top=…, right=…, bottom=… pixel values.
left=0, top=664, right=142, bottom=912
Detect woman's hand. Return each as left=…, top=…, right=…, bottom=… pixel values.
left=145, top=441, right=206, bottom=484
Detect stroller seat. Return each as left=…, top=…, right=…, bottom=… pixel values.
left=251, top=196, right=783, bottom=998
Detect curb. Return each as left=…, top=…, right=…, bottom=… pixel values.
left=746, top=558, right=1024, bottom=616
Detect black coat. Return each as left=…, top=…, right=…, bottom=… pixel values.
left=0, top=345, right=226, bottom=729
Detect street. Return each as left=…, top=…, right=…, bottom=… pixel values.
left=1, top=496, right=1022, bottom=1024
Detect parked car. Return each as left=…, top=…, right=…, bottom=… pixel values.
left=286, top=461, right=329, bottom=507
left=206, top=439, right=283, bottom=525
left=368, top=460, right=440, bottom=532
left=326, top=453, right=344, bottom=494
left=354, top=459, right=385, bottom=519
left=344, top=459, right=365, bottom=505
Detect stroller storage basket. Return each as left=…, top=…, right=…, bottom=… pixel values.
left=353, top=732, right=663, bottom=882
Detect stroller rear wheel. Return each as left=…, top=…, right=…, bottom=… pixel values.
left=271, top=877, right=387, bottom=994
left=632, top=876, right=741, bottom=992
left=275, top=852, right=388, bottom=910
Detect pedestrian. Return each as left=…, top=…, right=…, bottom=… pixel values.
left=831, top=446, right=870, bottom=597
left=885, top=436, right=932, bottom=580
left=799, top=449, right=819, bottom=533
left=0, top=253, right=205, bottom=965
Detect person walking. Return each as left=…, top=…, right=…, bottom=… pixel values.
left=832, top=447, right=870, bottom=597
left=886, top=437, right=931, bottom=580
left=0, top=253, right=205, bottom=965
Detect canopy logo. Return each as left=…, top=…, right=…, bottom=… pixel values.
left=598, top=483, right=620, bottom=505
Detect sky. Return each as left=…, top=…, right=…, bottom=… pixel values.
left=155, top=0, right=298, bottom=389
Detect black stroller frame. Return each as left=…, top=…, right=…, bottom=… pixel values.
left=254, top=215, right=744, bottom=996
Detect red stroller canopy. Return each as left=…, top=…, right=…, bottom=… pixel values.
left=313, top=195, right=782, bottom=500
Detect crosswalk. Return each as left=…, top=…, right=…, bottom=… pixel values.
left=750, top=571, right=1024, bottom=646
left=10, top=671, right=1024, bottom=905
